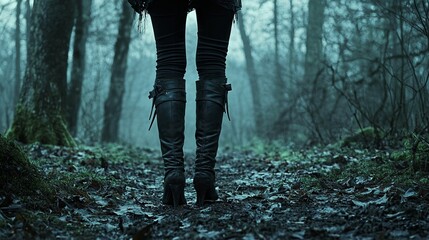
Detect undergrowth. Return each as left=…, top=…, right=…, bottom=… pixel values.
left=245, top=134, right=429, bottom=191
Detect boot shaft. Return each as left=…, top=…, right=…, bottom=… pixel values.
left=195, top=79, right=231, bottom=172
left=149, top=79, right=187, bottom=173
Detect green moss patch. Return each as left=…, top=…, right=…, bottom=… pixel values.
left=0, top=135, right=51, bottom=198
left=340, top=127, right=384, bottom=148
left=6, top=104, right=76, bottom=147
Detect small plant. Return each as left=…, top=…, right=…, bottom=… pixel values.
left=391, top=134, right=429, bottom=172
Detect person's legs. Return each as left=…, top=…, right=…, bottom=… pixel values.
left=148, top=0, right=188, bottom=207
left=148, top=0, right=188, bottom=80
left=195, top=0, right=234, bottom=80
left=193, top=1, right=234, bottom=206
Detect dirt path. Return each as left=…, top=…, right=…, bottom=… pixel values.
left=0, top=145, right=428, bottom=239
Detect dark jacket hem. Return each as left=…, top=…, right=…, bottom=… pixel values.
left=128, top=0, right=241, bottom=14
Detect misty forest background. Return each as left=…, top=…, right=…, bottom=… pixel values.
left=0, top=0, right=428, bottom=149
left=1, top=0, right=429, bottom=238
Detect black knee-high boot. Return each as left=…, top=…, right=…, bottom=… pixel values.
left=149, top=79, right=187, bottom=207
left=194, top=79, right=231, bottom=206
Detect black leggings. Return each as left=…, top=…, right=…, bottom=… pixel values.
left=148, top=0, right=234, bottom=81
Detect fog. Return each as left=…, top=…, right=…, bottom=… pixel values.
left=1, top=0, right=428, bottom=149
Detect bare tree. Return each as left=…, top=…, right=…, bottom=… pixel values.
left=14, top=0, right=22, bottom=110
left=273, top=0, right=284, bottom=106
left=237, top=11, right=264, bottom=136
left=68, top=0, right=93, bottom=136
left=287, top=0, right=296, bottom=83
left=25, top=0, right=31, bottom=50
left=101, top=1, right=134, bottom=143
left=303, top=0, right=326, bottom=83
left=300, top=0, right=328, bottom=142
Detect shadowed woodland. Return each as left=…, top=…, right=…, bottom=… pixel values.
left=1, top=0, right=429, bottom=239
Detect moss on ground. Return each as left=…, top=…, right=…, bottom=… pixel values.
left=6, top=104, right=76, bottom=147
left=340, top=127, right=384, bottom=148
left=0, top=135, right=52, bottom=199
left=391, top=138, right=429, bottom=172
left=304, top=149, right=428, bottom=190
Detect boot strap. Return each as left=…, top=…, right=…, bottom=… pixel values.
left=148, top=84, right=164, bottom=130
left=148, top=83, right=186, bottom=130
left=196, top=81, right=232, bottom=121
left=224, top=83, right=232, bottom=121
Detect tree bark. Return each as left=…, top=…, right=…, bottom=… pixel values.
left=302, top=0, right=327, bottom=142
left=14, top=0, right=22, bottom=110
left=288, top=0, right=296, bottom=83
left=101, top=1, right=134, bottom=143
left=273, top=0, right=284, bottom=105
left=7, top=0, right=76, bottom=147
left=395, top=2, right=408, bottom=129
left=25, top=0, right=31, bottom=51
left=237, top=11, right=264, bottom=136
left=68, top=0, right=93, bottom=136
left=303, top=0, right=326, bottom=83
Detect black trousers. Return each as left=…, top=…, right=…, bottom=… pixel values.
left=148, top=0, right=235, bottom=81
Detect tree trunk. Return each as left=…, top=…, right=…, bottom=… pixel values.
left=395, top=2, right=408, bottom=129
left=101, top=1, right=134, bottom=143
left=68, top=0, right=93, bottom=136
left=302, top=0, right=326, bottom=142
left=25, top=0, right=31, bottom=50
left=7, top=0, right=76, bottom=147
left=237, top=11, right=264, bottom=136
left=273, top=0, right=284, bottom=106
left=303, top=0, right=326, bottom=83
left=14, top=0, right=22, bottom=109
left=288, top=0, right=296, bottom=84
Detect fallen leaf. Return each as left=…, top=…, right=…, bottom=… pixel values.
left=352, top=194, right=388, bottom=207
left=114, top=204, right=145, bottom=216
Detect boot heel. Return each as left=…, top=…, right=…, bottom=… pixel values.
left=194, top=175, right=218, bottom=206
left=168, top=184, right=185, bottom=208
left=195, top=184, right=208, bottom=206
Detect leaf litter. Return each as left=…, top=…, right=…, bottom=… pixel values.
left=0, top=143, right=428, bottom=239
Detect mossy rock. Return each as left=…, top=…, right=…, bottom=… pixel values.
left=341, top=127, right=383, bottom=148
left=0, top=135, right=51, bottom=197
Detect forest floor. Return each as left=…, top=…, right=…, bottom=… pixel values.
left=1, top=141, right=429, bottom=239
